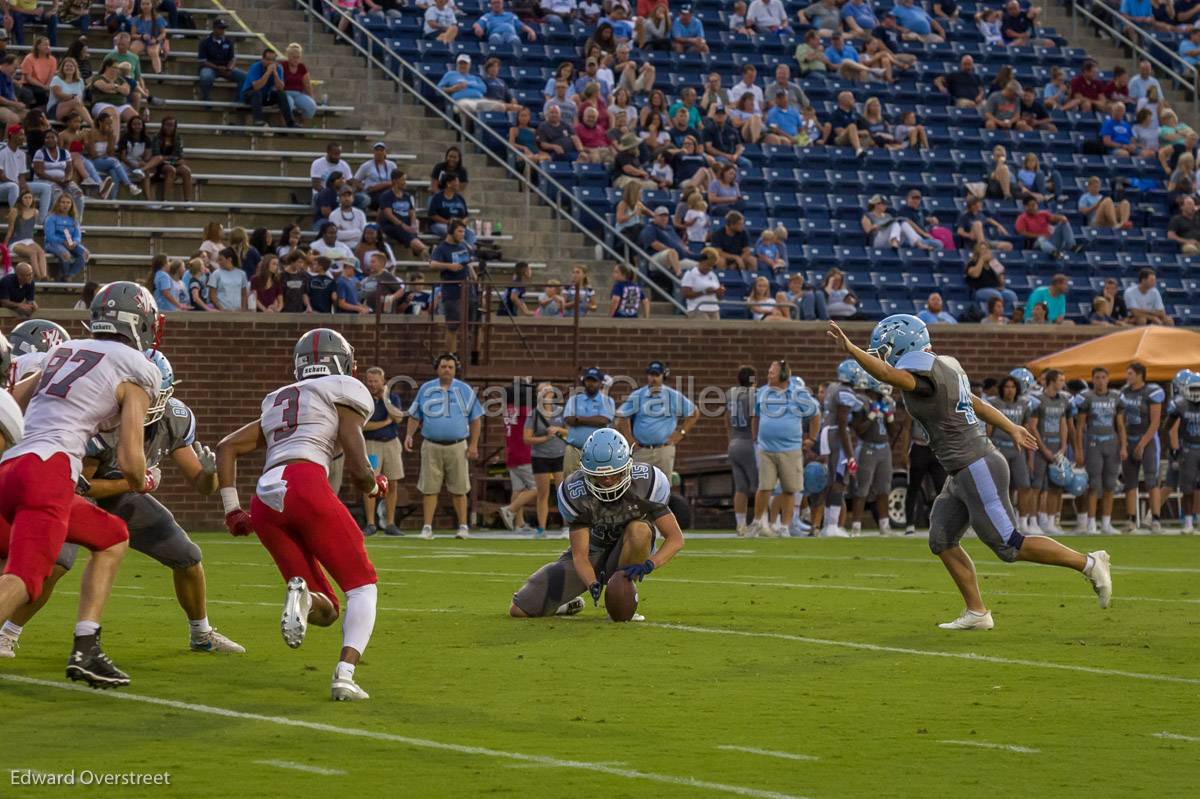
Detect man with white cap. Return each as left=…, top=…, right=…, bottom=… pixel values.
left=437, top=54, right=512, bottom=113
left=638, top=206, right=699, bottom=279
left=354, top=142, right=398, bottom=209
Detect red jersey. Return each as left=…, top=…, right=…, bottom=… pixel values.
left=504, top=404, right=532, bottom=468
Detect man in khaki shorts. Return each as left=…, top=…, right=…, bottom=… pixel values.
left=616, top=361, right=699, bottom=478
left=405, top=354, right=482, bottom=540
left=362, top=367, right=406, bottom=537
left=751, top=360, right=820, bottom=536
left=563, top=366, right=615, bottom=476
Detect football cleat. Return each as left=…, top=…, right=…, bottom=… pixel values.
left=419, top=525, right=434, bottom=540
left=821, top=526, right=850, bottom=538
left=1085, top=550, right=1113, bottom=609
left=735, top=523, right=749, bottom=537
left=331, top=674, right=370, bottom=702
left=383, top=525, right=404, bottom=537
left=1100, top=519, right=1120, bottom=535
left=455, top=526, right=471, bottom=540
left=937, top=609, right=995, bottom=631
left=555, top=597, right=585, bottom=616
left=281, top=577, right=312, bottom=649
left=1148, top=518, right=1163, bottom=534
left=66, top=633, right=130, bottom=688
left=190, top=628, right=246, bottom=654
left=0, top=630, right=17, bottom=658
left=498, top=506, right=517, bottom=531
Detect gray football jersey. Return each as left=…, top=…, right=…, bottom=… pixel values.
left=986, top=397, right=1029, bottom=449
left=557, top=462, right=672, bottom=550
left=1120, top=383, right=1165, bottom=437
left=1076, top=389, right=1120, bottom=437
left=727, top=386, right=754, bottom=441
left=87, top=398, right=196, bottom=480
left=1168, top=397, right=1200, bottom=446
left=822, top=382, right=864, bottom=428
left=854, top=391, right=890, bottom=444
left=1028, top=391, right=1070, bottom=446
left=897, top=351, right=991, bottom=472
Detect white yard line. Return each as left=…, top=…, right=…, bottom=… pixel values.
left=1152, top=732, right=1200, bottom=742
left=0, top=675, right=809, bottom=799
left=718, top=745, right=819, bottom=762
left=57, top=590, right=449, bottom=614
left=255, top=759, right=347, bottom=776
left=938, top=740, right=1040, bottom=754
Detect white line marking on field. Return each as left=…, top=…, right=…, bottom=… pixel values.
left=0, top=675, right=809, bottom=799
left=1153, top=732, right=1200, bottom=742
left=255, top=759, right=347, bottom=776
left=58, top=591, right=449, bottom=614
left=718, top=745, right=819, bottom=762
left=855, top=573, right=900, bottom=579
left=646, top=623, right=1200, bottom=686
left=938, top=740, right=1040, bottom=754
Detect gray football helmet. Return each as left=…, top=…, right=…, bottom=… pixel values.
left=9, top=319, right=71, bottom=355
left=90, top=281, right=163, bottom=351
left=293, top=328, right=355, bottom=381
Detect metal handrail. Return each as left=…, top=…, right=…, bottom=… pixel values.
left=1071, top=0, right=1199, bottom=114
left=299, top=0, right=688, bottom=313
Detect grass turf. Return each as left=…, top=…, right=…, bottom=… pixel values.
left=1, top=533, right=1197, bottom=798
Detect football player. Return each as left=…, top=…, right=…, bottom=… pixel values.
left=1026, top=369, right=1071, bottom=536
left=509, top=428, right=685, bottom=619
left=0, top=333, right=22, bottom=449
left=848, top=375, right=897, bottom=536
left=0, top=281, right=163, bottom=687
left=217, top=329, right=385, bottom=701
left=0, top=351, right=244, bottom=658
left=1167, top=372, right=1200, bottom=534
left=8, top=319, right=71, bottom=383
left=1119, top=362, right=1165, bottom=533
left=829, top=315, right=1112, bottom=630
left=1073, top=367, right=1123, bottom=535
left=986, top=376, right=1035, bottom=533
left=819, top=360, right=866, bottom=537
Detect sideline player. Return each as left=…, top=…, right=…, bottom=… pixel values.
left=217, top=329, right=385, bottom=701
left=828, top=315, right=1112, bottom=630
left=0, top=282, right=163, bottom=686
left=1027, top=369, right=1070, bottom=536
left=986, top=376, right=1034, bottom=532
left=1074, top=367, right=1123, bottom=535
left=820, top=360, right=865, bottom=537
left=509, top=428, right=685, bottom=619
left=0, top=351, right=244, bottom=657
left=1167, top=372, right=1200, bottom=533
left=1119, top=362, right=1165, bottom=532
left=849, top=375, right=896, bottom=536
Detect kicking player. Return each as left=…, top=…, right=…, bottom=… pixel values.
left=0, top=351, right=244, bottom=658
left=1027, top=369, right=1070, bottom=536
left=1074, top=367, right=1123, bottom=535
left=1167, top=372, right=1200, bottom=533
left=828, top=315, right=1112, bottom=630
left=217, top=329, right=386, bottom=701
left=820, top=360, right=865, bottom=538
left=0, top=282, right=163, bottom=686
left=1119, top=362, right=1165, bottom=533
left=509, top=428, right=685, bottom=619
left=849, top=375, right=896, bottom=536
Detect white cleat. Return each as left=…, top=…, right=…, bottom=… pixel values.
left=1042, top=521, right=1065, bottom=536
left=735, top=523, right=749, bottom=537
left=498, top=506, right=516, bottom=531
left=630, top=613, right=645, bottom=622
left=1100, top=520, right=1120, bottom=535
left=767, top=521, right=787, bottom=538
left=555, top=597, right=585, bottom=616
left=281, top=577, right=312, bottom=649
left=744, top=521, right=762, bottom=538
left=1148, top=518, right=1163, bottom=534
left=455, top=525, right=470, bottom=540
left=0, top=630, right=17, bottom=658
left=419, top=525, right=434, bottom=540
left=1085, top=550, right=1112, bottom=609
left=850, top=521, right=862, bottom=537
left=1084, top=519, right=1098, bottom=535
left=331, top=675, right=370, bottom=702
left=938, top=608, right=995, bottom=630
left=557, top=526, right=571, bottom=539
left=821, top=526, right=850, bottom=538
left=1023, top=518, right=1043, bottom=535
left=789, top=519, right=811, bottom=537
left=190, top=628, right=246, bottom=654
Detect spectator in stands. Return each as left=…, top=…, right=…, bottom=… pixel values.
left=602, top=5, right=635, bottom=42
left=1125, top=267, right=1174, bottom=326
left=934, top=55, right=984, bottom=108
left=543, top=80, right=578, bottom=126
left=609, top=132, right=653, bottom=191
left=709, top=210, right=755, bottom=276
left=891, top=0, right=945, bottom=42
left=1135, top=84, right=1163, bottom=127
left=85, top=112, right=138, bottom=198
left=249, top=255, right=283, bottom=313
left=1001, top=0, right=1049, bottom=46
left=198, top=221, right=224, bottom=269
left=1025, top=301, right=1050, bottom=324
left=825, top=31, right=888, bottom=83
left=707, top=162, right=741, bottom=212
left=353, top=142, right=395, bottom=210
left=330, top=186, right=368, bottom=250
left=334, top=260, right=370, bottom=315
left=540, top=0, right=577, bottom=24
left=424, top=0, right=460, bottom=44
left=281, top=42, right=317, bottom=126
left=612, top=42, right=655, bottom=97
left=1041, top=66, right=1072, bottom=111
left=241, top=48, right=296, bottom=129
left=667, top=108, right=701, bottom=151
left=764, top=89, right=804, bottom=145
left=1118, top=0, right=1155, bottom=29
left=229, top=226, right=259, bottom=279
left=432, top=145, right=469, bottom=189
left=776, top=272, right=827, bottom=320
left=1023, top=273, right=1072, bottom=324
left=1097, top=277, right=1131, bottom=323
left=117, top=116, right=153, bottom=195
left=703, top=104, right=749, bottom=169
left=830, top=90, right=868, bottom=156
left=509, top=106, right=551, bottom=171
left=822, top=267, right=858, bottom=318
left=637, top=2, right=672, bottom=50
left=4, top=189, right=44, bottom=279
left=19, top=36, right=54, bottom=110
left=1130, top=60, right=1163, bottom=101
left=608, top=87, right=636, bottom=131
left=0, top=55, right=25, bottom=129
left=671, top=5, right=708, bottom=53
left=376, top=169, right=429, bottom=258
left=746, top=275, right=788, bottom=320
left=964, top=242, right=1018, bottom=313
left=563, top=263, right=597, bottom=316
left=311, top=220, right=358, bottom=267
left=1016, top=197, right=1079, bottom=259
left=48, top=57, right=90, bottom=125
left=755, top=227, right=787, bottom=276
left=576, top=81, right=610, bottom=127
left=956, top=194, right=1012, bottom=251
left=575, top=106, right=613, bottom=165
left=208, top=247, right=248, bottom=310
left=680, top=192, right=709, bottom=254
left=761, top=64, right=807, bottom=112
left=307, top=256, right=336, bottom=313
left=0, top=125, right=52, bottom=221
left=1088, top=295, right=1120, bottom=326
left=40, top=193, right=85, bottom=277
left=197, top=19, right=245, bottom=104
left=841, top=0, right=878, bottom=38
left=984, top=81, right=1029, bottom=131
left=473, top=0, right=537, bottom=44
left=543, top=61, right=575, bottom=99
left=499, top=261, right=533, bottom=316
left=431, top=221, right=476, bottom=350
left=130, top=0, right=167, bottom=75
left=982, top=295, right=1008, bottom=325
left=917, top=292, right=956, bottom=324
left=536, top=104, right=581, bottom=162
left=795, top=0, right=839, bottom=35
left=729, top=64, right=764, bottom=112
left=1101, top=102, right=1135, bottom=157
left=728, top=0, right=752, bottom=34
left=640, top=204, right=698, bottom=282
left=8, top=0, right=59, bottom=47
left=0, top=260, right=35, bottom=316
left=88, top=57, right=137, bottom=126
left=1018, top=84, right=1056, bottom=132
left=610, top=262, right=649, bottom=317
left=428, top=173, right=476, bottom=246
left=976, top=8, right=1003, bottom=45
left=1156, top=108, right=1195, bottom=172
left=896, top=189, right=943, bottom=249
left=1078, top=175, right=1132, bottom=229
left=1131, top=107, right=1160, bottom=159
left=677, top=247, right=721, bottom=319
left=793, top=29, right=829, bottom=77
left=861, top=194, right=934, bottom=249
left=355, top=224, right=396, bottom=270
left=310, top=141, right=354, bottom=199
left=1069, top=60, right=1111, bottom=114
left=1168, top=194, right=1200, bottom=253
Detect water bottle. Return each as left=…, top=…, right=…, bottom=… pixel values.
left=492, top=220, right=502, bottom=236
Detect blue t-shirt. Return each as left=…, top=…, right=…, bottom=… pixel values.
left=1023, top=285, right=1067, bottom=322
left=437, top=70, right=487, bottom=100
left=1120, top=0, right=1152, bottom=17
left=408, top=378, right=483, bottom=442
left=671, top=17, right=705, bottom=38
left=638, top=222, right=687, bottom=258
left=893, top=4, right=932, bottom=35
left=379, top=188, right=414, bottom=223
left=825, top=43, right=859, bottom=65
left=766, top=105, right=802, bottom=136
left=152, top=269, right=181, bottom=311
left=241, top=61, right=284, bottom=96
left=1100, top=117, right=1133, bottom=145
left=431, top=240, right=473, bottom=301
left=755, top=383, right=819, bottom=452
left=364, top=394, right=403, bottom=442
left=1078, top=191, right=1104, bottom=214
left=335, top=274, right=362, bottom=311
left=917, top=309, right=957, bottom=325
left=618, top=385, right=695, bottom=446
left=563, top=390, right=617, bottom=448
left=842, top=1, right=877, bottom=28
left=308, top=273, right=336, bottom=313
left=428, top=191, right=469, bottom=222
left=611, top=281, right=644, bottom=317
left=478, top=10, right=520, bottom=36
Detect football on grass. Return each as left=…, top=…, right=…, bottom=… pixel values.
left=604, top=572, right=639, bottom=622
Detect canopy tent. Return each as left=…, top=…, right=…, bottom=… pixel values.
left=1027, top=327, right=1200, bottom=383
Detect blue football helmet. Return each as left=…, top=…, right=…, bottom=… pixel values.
left=837, top=359, right=869, bottom=388
left=1066, top=467, right=1089, bottom=497
left=580, top=428, right=633, bottom=501
left=803, top=461, right=828, bottom=496
left=868, top=314, right=931, bottom=367
left=1185, top=372, right=1200, bottom=403
left=1048, top=454, right=1074, bottom=489
left=789, top=375, right=807, bottom=392
left=1173, top=368, right=1196, bottom=396
left=144, top=349, right=176, bottom=425
left=1010, top=367, right=1036, bottom=394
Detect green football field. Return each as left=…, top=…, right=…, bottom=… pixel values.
left=1, top=533, right=1197, bottom=798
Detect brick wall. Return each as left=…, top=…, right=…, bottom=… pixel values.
left=2, top=312, right=1112, bottom=529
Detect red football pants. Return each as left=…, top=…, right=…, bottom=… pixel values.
left=0, top=453, right=129, bottom=601
left=250, top=462, right=377, bottom=615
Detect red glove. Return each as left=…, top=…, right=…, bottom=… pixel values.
left=225, top=509, right=254, bottom=537
left=369, top=474, right=389, bottom=498
left=846, top=457, right=858, bottom=476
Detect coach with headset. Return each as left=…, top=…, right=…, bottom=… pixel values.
left=750, top=359, right=819, bottom=536
left=616, top=360, right=699, bottom=478
left=562, top=366, right=615, bottom=476
left=405, top=353, right=483, bottom=540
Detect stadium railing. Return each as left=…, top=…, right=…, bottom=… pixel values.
left=298, top=0, right=688, bottom=314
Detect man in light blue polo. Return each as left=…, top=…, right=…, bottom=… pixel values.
left=616, top=361, right=699, bottom=477
left=472, top=0, right=537, bottom=45
left=750, top=360, right=820, bottom=536
left=405, top=354, right=483, bottom=540
left=562, top=365, right=615, bottom=476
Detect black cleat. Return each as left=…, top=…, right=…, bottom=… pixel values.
left=66, top=632, right=130, bottom=689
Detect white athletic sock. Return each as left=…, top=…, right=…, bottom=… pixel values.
left=74, top=620, right=99, bottom=638
left=335, top=660, right=356, bottom=680
left=792, top=493, right=803, bottom=523
left=1077, top=514, right=1090, bottom=527
left=826, top=506, right=841, bottom=526
left=188, top=617, right=212, bottom=637
left=1084, top=554, right=1096, bottom=575
left=1, top=620, right=22, bottom=639
left=341, top=583, right=378, bottom=657
left=757, top=512, right=769, bottom=525
left=879, top=518, right=891, bottom=534
left=734, top=512, right=746, bottom=527
left=1037, top=512, right=1050, bottom=528
left=1102, top=515, right=1111, bottom=526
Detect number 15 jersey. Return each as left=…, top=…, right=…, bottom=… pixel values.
left=897, top=350, right=992, bottom=473
left=260, top=374, right=374, bottom=474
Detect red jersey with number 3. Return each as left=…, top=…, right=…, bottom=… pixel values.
left=1, top=339, right=161, bottom=481
left=260, top=374, right=374, bottom=475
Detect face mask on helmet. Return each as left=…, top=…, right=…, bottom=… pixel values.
left=580, top=429, right=633, bottom=501
left=1187, top=378, right=1200, bottom=404
left=143, top=350, right=176, bottom=425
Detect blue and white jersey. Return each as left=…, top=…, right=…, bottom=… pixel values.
left=1075, top=389, right=1120, bottom=438
left=557, top=463, right=672, bottom=549
left=1119, top=383, right=1165, bottom=438
left=985, top=396, right=1029, bottom=450
left=1027, top=390, right=1070, bottom=447
left=87, top=398, right=196, bottom=480
left=1168, top=397, right=1200, bottom=447
left=820, top=381, right=864, bottom=429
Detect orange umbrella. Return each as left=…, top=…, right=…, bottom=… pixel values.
left=1027, top=327, right=1200, bottom=382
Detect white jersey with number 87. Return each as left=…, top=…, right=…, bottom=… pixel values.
left=260, top=374, right=374, bottom=474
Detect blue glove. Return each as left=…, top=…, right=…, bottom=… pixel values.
left=622, top=559, right=655, bottom=582
left=589, top=580, right=603, bottom=606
